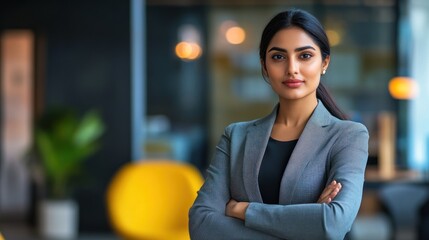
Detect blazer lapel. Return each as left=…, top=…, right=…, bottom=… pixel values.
left=278, top=101, right=332, bottom=204
left=242, top=105, right=278, bottom=202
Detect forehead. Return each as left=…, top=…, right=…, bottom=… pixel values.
left=268, top=27, right=319, bottom=50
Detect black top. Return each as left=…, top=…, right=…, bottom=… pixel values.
left=258, top=137, right=298, bottom=204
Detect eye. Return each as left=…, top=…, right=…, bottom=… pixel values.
left=300, top=53, right=313, bottom=59
left=271, top=54, right=285, bottom=60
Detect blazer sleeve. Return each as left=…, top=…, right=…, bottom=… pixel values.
left=244, top=123, right=369, bottom=240
left=189, top=125, right=281, bottom=240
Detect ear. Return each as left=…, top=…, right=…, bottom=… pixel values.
left=322, top=55, right=330, bottom=73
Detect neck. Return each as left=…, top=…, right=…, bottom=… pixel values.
left=276, top=96, right=318, bottom=127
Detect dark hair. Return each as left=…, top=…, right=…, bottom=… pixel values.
left=259, top=9, right=347, bottom=120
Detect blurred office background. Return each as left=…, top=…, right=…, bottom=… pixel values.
left=0, top=0, right=429, bottom=239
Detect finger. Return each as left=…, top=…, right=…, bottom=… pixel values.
left=318, top=190, right=334, bottom=203
left=326, top=184, right=342, bottom=199
left=328, top=183, right=341, bottom=197
left=328, top=188, right=339, bottom=198
left=318, top=182, right=341, bottom=203
left=318, top=185, right=334, bottom=200
left=318, top=181, right=338, bottom=200
left=318, top=196, right=332, bottom=204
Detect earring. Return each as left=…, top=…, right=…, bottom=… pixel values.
left=322, top=69, right=326, bottom=75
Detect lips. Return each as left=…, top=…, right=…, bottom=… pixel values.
left=282, top=79, right=304, bottom=88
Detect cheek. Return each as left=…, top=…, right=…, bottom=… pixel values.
left=301, top=62, right=322, bottom=78
left=266, top=64, right=284, bottom=76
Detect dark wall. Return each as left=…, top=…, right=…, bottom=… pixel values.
left=1, top=0, right=131, bottom=232
left=146, top=6, right=210, bottom=170
left=147, top=6, right=209, bottom=128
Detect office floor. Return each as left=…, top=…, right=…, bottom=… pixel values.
left=0, top=219, right=416, bottom=240
left=2, top=224, right=415, bottom=240
left=0, top=222, right=119, bottom=240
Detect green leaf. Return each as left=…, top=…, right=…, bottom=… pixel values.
left=74, top=111, right=105, bottom=147
left=34, top=108, right=105, bottom=199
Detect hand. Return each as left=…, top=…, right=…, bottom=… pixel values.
left=226, top=199, right=249, bottom=220
left=317, top=180, right=342, bottom=204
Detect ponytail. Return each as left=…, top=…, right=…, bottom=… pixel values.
left=316, top=83, right=348, bottom=120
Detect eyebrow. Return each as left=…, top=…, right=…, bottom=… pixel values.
left=268, top=45, right=316, bottom=52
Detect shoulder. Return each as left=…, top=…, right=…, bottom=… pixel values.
left=328, top=117, right=369, bottom=152
left=330, top=117, right=368, bottom=135
left=315, top=100, right=367, bottom=135
left=224, top=118, right=259, bottom=136
left=223, top=106, right=277, bottom=137
left=314, top=101, right=368, bottom=139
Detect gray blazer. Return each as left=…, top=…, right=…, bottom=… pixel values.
left=189, top=101, right=369, bottom=240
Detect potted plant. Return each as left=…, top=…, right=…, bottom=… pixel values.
left=33, top=107, right=105, bottom=239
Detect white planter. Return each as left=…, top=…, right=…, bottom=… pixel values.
left=38, top=199, right=78, bottom=239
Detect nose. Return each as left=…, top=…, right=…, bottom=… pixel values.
left=287, top=57, right=298, bottom=76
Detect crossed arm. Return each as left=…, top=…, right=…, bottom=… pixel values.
left=225, top=180, right=342, bottom=220
left=189, top=148, right=355, bottom=239
left=189, top=125, right=368, bottom=240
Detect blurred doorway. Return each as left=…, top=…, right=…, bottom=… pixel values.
left=0, top=30, right=34, bottom=220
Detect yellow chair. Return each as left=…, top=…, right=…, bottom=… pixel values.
left=106, top=160, right=204, bottom=240
left=0, top=232, right=4, bottom=240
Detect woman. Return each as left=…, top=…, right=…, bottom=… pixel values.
left=189, top=9, right=369, bottom=240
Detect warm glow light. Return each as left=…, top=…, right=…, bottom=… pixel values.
left=175, top=42, right=192, bottom=59
left=187, top=43, right=202, bottom=60
left=175, top=41, right=202, bottom=60
left=326, top=30, right=341, bottom=46
left=225, top=26, right=246, bottom=45
left=388, top=76, right=418, bottom=99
